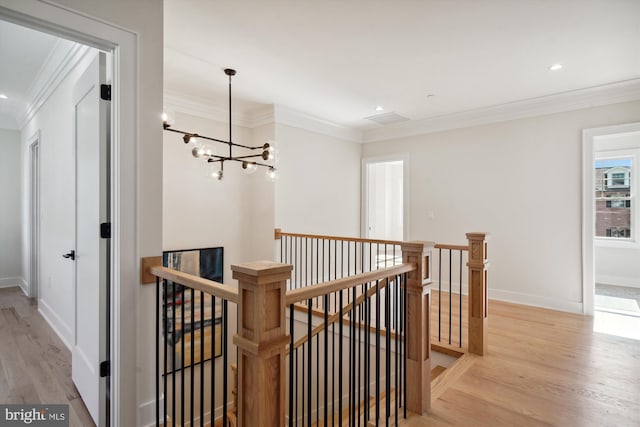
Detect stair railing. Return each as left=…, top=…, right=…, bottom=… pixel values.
left=143, top=232, right=488, bottom=426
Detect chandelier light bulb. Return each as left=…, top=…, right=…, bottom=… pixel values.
left=242, top=161, right=258, bottom=174
left=161, top=112, right=168, bottom=122
left=192, top=146, right=204, bottom=158
left=210, top=167, right=223, bottom=181
left=267, top=146, right=280, bottom=163
left=266, top=167, right=279, bottom=182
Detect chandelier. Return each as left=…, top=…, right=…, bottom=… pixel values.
left=162, top=68, right=279, bottom=181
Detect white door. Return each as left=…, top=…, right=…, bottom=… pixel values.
left=72, top=52, right=109, bottom=426
left=363, top=158, right=405, bottom=241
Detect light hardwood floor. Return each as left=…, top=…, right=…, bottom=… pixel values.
left=0, top=287, right=94, bottom=427
left=405, top=297, right=640, bottom=427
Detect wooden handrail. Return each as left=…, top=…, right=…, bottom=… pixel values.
left=285, top=262, right=415, bottom=305
left=275, top=228, right=404, bottom=246
left=150, top=266, right=239, bottom=304
left=289, top=278, right=390, bottom=352
left=434, top=243, right=468, bottom=251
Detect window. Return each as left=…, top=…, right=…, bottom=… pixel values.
left=606, top=200, right=631, bottom=208
left=606, top=228, right=631, bottom=238
left=595, top=157, right=633, bottom=240
left=610, top=172, right=626, bottom=186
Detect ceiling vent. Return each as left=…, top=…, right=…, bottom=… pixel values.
left=364, top=112, right=410, bottom=125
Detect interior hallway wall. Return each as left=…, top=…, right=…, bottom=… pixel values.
left=362, top=100, right=640, bottom=313
left=275, top=124, right=362, bottom=237
left=0, top=128, right=23, bottom=289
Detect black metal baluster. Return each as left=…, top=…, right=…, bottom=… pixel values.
left=449, top=249, right=452, bottom=345
left=155, top=277, right=160, bottom=426
left=199, top=291, right=204, bottom=426
left=324, top=294, right=329, bottom=427
left=289, top=304, right=294, bottom=427
left=316, top=332, right=320, bottom=426
left=308, top=301, right=312, bottom=427
left=172, top=284, right=176, bottom=425
left=163, top=280, right=168, bottom=427
left=438, top=248, right=442, bottom=342
left=375, top=280, right=380, bottom=424
left=338, top=289, right=343, bottom=425
left=295, top=348, right=299, bottom=427
left=385, top=278, right=391, bottom=426
left=332, top=315, right=335, bottom=427
left=403, top=273, right=407, bottom=419
left=181, top=286, right=185, bottom=426
left=222, top=300, right=228, bottom=427
left=211, top=296, right=216, bottom=427
left=190, top=289, right=195, bottom=426
left=351, top=285, right=357, bottom=427
left=460, top=250, right=463, bottom=347
left=364, top=281, right=370, bottom=424
left=393, top=275, right=400, bottom=426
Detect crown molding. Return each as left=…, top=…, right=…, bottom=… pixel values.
left=164, top=92, right=363, bottom=142
left=362, top=79, right=640, bottom=143
left=163, top=90, right=255, bottom=128
left=18, top=39, right=91, bottom=129
left=273, top=105, right=363, bottom=142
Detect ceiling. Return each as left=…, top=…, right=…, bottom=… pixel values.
left=164, top=0, right=640, bottom=134
left=1, top=2, right=638, bottom=135
left=0, top=20, right=59, bottom=129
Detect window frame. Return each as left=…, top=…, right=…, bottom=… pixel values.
left=594, top=150, right=637, bottom=249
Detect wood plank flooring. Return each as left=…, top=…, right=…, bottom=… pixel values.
left=403, top=298, right=640, bottom=427
left=0, top=287, right=94, bottom=427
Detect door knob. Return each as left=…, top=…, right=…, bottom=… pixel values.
left=62, top=250, right=76, bottom=260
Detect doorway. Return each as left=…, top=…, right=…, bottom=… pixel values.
left=583, top=123, right=640, bottom=340
left=362, top=154, right=409, bottom=241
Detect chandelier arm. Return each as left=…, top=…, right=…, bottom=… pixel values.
left=227, top=157, right=273, bottom=168
left=164, top=126, right=265, bottom=150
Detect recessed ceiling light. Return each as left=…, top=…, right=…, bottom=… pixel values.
left=0, top=94, right=8, bottom=100
left=549, top=64, right=563, bottom=71
left=375, top=106, right=384, bottom=112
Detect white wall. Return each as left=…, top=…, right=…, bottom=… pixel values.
left=163, top=111, right=275, bottom=280
left=21, top=49, right=98, bottom=346
left=0, top=128, right=23, bottom=289
left=595, top=131, right=640, bottom=288
left=362, top=100, right=640, bottom=313
left=275, top=124, right=361, bottom=237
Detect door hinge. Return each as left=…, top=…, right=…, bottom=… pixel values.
left=100, top=84, right=112, bottom=101
left=100, top=222, right=112, bottom=239
left=100, top=360, right=110, bottom=377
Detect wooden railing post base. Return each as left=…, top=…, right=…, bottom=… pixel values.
left=232, top=261, right=292, bottom=427
left=401, top=241, right=434, bottom=414
left=466, top=233, right=489, bottom=355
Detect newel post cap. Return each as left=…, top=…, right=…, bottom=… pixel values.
left=232, top=261, right=292, bottom=285
left=400, top=241, right=435, bottom=252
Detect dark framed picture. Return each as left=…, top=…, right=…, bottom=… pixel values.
left=162, top=247, right=224, bottom=370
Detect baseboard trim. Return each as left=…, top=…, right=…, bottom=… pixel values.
left=38, top=299, right=73, bottom=351
left=0, top=277, right=24, bottom=288
left=489, top=288, right=583, bottom=314
left=596, top=274, right=640, bottom=289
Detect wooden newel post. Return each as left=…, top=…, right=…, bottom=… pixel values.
left=232, top=261, right=292, bottom=427
left=466, top=233, right=489, bottom=355
left=401, top=241, right=434, bottom=414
